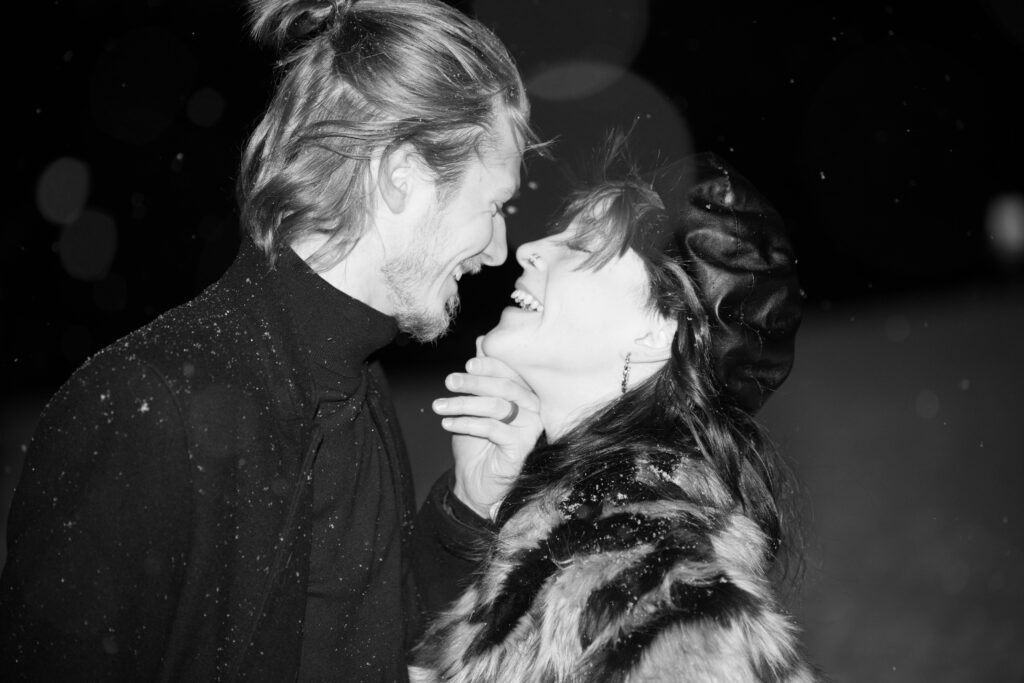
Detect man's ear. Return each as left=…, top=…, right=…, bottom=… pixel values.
left=632, top=314, right=678, bottom=363
left=375, top=143, right=429, bottom=215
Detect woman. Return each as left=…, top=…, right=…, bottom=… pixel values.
left=412, top=141, right=816, bottom=682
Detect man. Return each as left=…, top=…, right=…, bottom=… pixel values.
left=0, top=0, right=539, bottom=679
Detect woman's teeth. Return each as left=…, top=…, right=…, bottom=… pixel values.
left=511, top=289, right=544, bottom=312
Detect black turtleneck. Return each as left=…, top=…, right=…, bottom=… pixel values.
left=277, top=248, right=418, bottom=682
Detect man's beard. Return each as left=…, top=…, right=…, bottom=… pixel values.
left=381, top=248, right=460, bottom=343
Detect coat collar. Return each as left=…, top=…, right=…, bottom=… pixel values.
left=212, top=240, right=316, bottom=422
left=276, top=245, right=397, bottom=404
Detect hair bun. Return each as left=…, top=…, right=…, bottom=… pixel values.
left=248, top=0, right=351, bottom=54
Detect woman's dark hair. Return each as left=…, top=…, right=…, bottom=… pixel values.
left=238, top=0, right=542, bottom=269
left=497, top=134, right=802, bottom=580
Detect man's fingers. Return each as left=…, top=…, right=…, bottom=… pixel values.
left=465, top=358, right=521, bottom=384
left=441, top=417, right=531, bottom=459
left=444, top=373, right=539, bottom=412
left=434, top=395, right=528, bottom=423
left=440, top=416, right=505, bottom=442
left=465, top=355, right=525, bottom=384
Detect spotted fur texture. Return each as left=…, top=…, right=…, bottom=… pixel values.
left=412, top=452, right=817, bottom=682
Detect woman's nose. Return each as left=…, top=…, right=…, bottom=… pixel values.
left=516, top=240, right=546, bottom=270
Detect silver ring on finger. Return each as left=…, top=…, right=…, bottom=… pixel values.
left=499, top=400, right=520, bottom=424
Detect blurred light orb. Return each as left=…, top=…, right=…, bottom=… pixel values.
left=983, top=0, right=1024, bottom=50
left=528, top=61, right=627, bottom=102
left=58, top=209, right=118, bottom=281
left=541, top=68, right=692, bottom=159
left=90, top=27, right=195, bottom=145
left=502, top=68, right=692, bottom=245
left=186, top=87, right=226, bottom=127
left=36, top=157, right=90, bottom=225
left=883, top=314, right=911, bottom=342
left=914, top=390, right=940, bottom=419
left=102, top=635, right=120, bottom=655
left=985, top=192, right=1024, bottom=264
left=473, top=0, right=648, bottom=101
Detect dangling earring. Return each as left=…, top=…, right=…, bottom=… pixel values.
left=620, top=352, right=632, bottom=394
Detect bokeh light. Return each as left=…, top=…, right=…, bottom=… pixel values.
left=527, top=61, right=627, bottom=102
left=915, top=389, right=940, bottom=419
left=186, top=87, right=226, bottom=127
left=509, top=68, right=692, bottom=246
left=982, top=0, right=1024, bottom=49
left=985, top=192, right=1024, bottom=265
left=57, top=209, right=118, bottom=281
left=473, top=0, right=648, bottom=102
left=533, top=68, right=693, bottom=163
left=89, top=27, right=195, bottom=145
left=883, top=314, right=911, bottom=342
left=36, top=157, right=90, bottom=225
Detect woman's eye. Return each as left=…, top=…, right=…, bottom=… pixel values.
left=565, top=241, right=592, bottom=254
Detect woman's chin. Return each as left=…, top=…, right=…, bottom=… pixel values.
left=484, top=307, right=524, bottom=341
left=480, top=328, right=504, bottom=358
left=481, top=328, right=522, bottom=368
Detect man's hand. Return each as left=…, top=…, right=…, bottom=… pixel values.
left=431, top=337, right=543, bottom=519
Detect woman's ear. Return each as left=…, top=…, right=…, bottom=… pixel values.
left=375, top=143, right=430, bottom=215
left=632, top=314, right=677, bottom=363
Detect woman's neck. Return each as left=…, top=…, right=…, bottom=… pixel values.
left=533, top=372, right=620, bottom=440
left=530, top=356, right=665, bottom=439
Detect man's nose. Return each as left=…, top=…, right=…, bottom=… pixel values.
left=481, top=216, right=508, bottom=266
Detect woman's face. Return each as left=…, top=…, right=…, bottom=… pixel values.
left=482, top=218, right=662, bottom=392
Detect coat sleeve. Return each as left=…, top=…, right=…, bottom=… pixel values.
left=410, top=469, right=494, bottom=618
left=0, top=353, right=193, bottom=681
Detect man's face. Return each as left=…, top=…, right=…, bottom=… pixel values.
left=383, top=120, right=522, bottom=341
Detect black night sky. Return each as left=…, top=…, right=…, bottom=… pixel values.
left=6, top=0, right=1023, bottom=390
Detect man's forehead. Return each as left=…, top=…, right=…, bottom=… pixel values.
left=482, top=147, right=522, bottom=193
left=485, top=136, right=523, bottom=166
left=489, top=114, right=525, bottom=161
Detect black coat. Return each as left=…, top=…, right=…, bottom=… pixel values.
left=0, top=243, right=468, bottom=681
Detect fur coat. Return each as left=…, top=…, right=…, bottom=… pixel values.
left=411, top=445, right=818, bottom=683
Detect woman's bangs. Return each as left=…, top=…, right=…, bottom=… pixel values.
left=545, top=187, right=633, bottom=271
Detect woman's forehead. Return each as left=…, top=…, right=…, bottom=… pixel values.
left=550, top=208, right=616, bottom=239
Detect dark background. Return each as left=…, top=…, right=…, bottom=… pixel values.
left=3, top=1, right=1023, bottom=680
